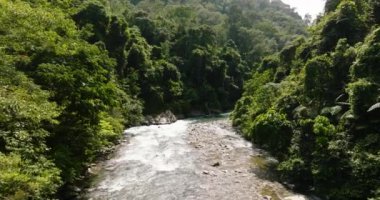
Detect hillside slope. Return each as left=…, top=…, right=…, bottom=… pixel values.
left=232, top=0, right=380, bottom=199
left=0, top=0, right=306, bottom=198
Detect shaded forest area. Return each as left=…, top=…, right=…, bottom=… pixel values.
left=0, top=0, right=306, bottom=199
left=232, top=0, right=380, bottom=199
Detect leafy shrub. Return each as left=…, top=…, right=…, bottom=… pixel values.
left=304, top=55, right=333, bottom=103
left=0, top=153, right=61, bottom=200
left=351, top=28, right=380, bottom=82
left=250, top=109, right=292, bottom=156
left=347, top=79, right=378, bottom=116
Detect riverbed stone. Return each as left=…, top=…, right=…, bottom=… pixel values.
left=211, top=161, right=220, bottom=167
left=144, top=110, right=177, bottom=125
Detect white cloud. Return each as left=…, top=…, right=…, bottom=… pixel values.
left=281, top=0, right=326, bottom=19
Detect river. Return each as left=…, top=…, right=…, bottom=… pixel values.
left=84, top=116, right=317, bottom=200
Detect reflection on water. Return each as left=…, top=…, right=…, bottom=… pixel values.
left=249, top=155, right=279, bottom=181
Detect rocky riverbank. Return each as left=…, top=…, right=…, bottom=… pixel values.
left=187, top=118, right=312, bottom=200
left=143, top=110, right=178, bottom=125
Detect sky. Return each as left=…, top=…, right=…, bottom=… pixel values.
left=281, top=0, right=326, bottom=19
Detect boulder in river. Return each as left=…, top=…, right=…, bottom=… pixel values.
left=211, top=161, right=220, bottom=167
left=284, top=195, right=307, bottom=200
left=144, top=110, right=177, bottom=125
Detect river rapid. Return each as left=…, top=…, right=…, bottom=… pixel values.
left=84, top=117, right=316, bottom=200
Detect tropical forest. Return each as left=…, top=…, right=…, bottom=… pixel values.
left=0, top=0, right=379, bottom=199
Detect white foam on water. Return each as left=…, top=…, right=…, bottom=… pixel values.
left=94, top=120, right=194, bottom=193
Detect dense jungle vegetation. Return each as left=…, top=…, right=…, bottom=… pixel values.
left=231, top=0, right=380, bottom=199
left=0, top=0, right=306, bottom=198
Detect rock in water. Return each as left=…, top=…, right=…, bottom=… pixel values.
left=263, top=195, right=272, bottom=200
left=284, top=195, right=307, bottom=200
left=202, top=170, right=210, bottom=175
left=144, top=110, right=177, bottom=125
left=211, top=161, right=220, bottom=167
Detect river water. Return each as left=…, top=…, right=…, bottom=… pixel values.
left=84, top=117, right=316, bottom=200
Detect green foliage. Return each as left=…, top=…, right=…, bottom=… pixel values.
left=0, top=0, right=144, bottom=198
left=231, top=70, right=273, bottom=128
left=325, top=0, right=340, bottom=13
left=330, top=39, right=357, bottom=89
left=257, top=55, right=280, bottom=72
left=0, top=153, right=61, bottom=200
left=0, top=0, right=314, bottom=198
left=121, top=0, right=307, bottom=114
left=140, top=59, right=183, bottom=113
left=369, top=0, right=380, bottom=24
left=250, top=110, right=292, bottom=156
left=304, top=55, right=333, bottom=103
left=0, top=51, right=62, bottom=199
left=351, top=28, right=380, bottom=82
left=313, top=116, right=336, bottom=138
left=93, top=112, right=124, bottom=149
left=0, top=64, right=59, bottom=156
left=347, top=79, right=378, bottom=117
left=314, top=0, right=367, bottom=52
left=233, top=0, right=380, bottom=199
